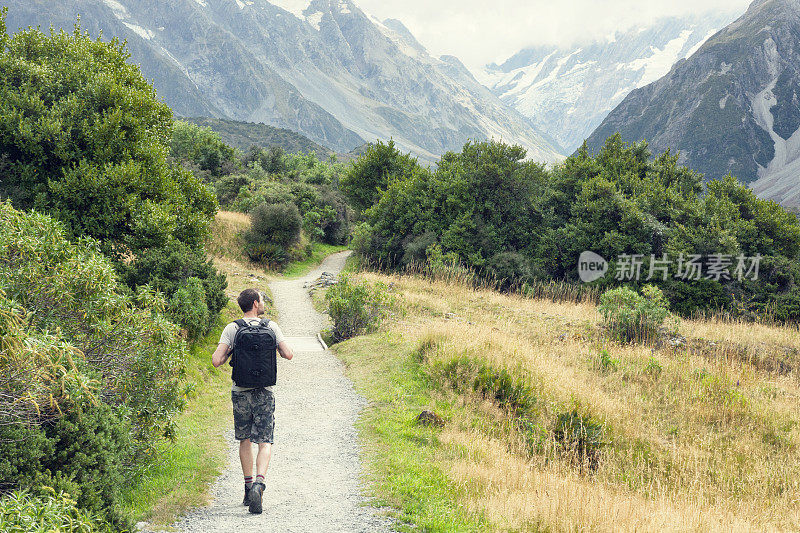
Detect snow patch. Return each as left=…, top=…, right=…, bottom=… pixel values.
left=683, top=29, right=716, bottom=59
left=268, top=0, right=311, bottom=18
left=192, top=0, right=207, bottom=6
left=623, top=29, right=693, bottom=87
left=338, top=1, right=351, bottom=14
left=122, top=22, right=154, bottom=40
left=719, top=94, right=729, bottom=109
left=612, top=86, right=631, bottom=102
left=102, top=0, right=127, bottom=20
left=306, top=11, right=323, bottom=31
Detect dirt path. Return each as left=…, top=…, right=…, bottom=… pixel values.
left=169, top=250, right=392, bottom=532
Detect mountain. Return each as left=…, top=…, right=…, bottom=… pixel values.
left=184, top=117, right=336, bottom=158
left=477, top=12, right=740, bottom=153
left=3, top=0, right=563, bottom=163
left=584, top=0, right=800, bottom=207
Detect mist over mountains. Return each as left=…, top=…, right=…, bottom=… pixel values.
left=477, top=12, right=739, bottom=152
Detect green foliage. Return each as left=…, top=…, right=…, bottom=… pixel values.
left=119, top=240, right=227, bottom=337
left=325, top=275, right=393, bottom=341
left=597, top=349, right=619, bottom=372
left=435, top=357, right=537, bottom=418
left=340, top=139, right=420, bottom=213
left=183, top=117, right=335, bottom=160
left=0, top=490, right=114, bottom=533
left=0, top=204, right=187, bottom=525
left=355, top=135, right=800, bottom=321
left=244, top=203, right=302, bottom=265
left=552, top=410, right=604, bottom=471
left=168, top=277, right=210, bottom=340
left=598, top=285, right=670, bottom=342
left=170, top=121, right=238, bottom=179
left=0, top=12, right=217, bottom=258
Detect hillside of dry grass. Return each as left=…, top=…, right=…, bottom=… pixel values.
left=332, top=268, right=800, bottom=532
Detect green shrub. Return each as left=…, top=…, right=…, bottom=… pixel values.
left=325, top=275, right=393, bottom=341
left=168, top=277, right=210, bottom=340
left=486, top=252, right=536, bottom=289
left=598, top=285, right=670, bottom=342
left=0, top=404, right=134, bottom=530
left=0, top=490, right=114, bottom=533
left=597, top=349, right=619, bottom=372
left=0, top=13, right=217, bottom=259
left=244, top=202, right=302, bottom=265
left=552, top=410, right=604, bottom=472
left=119, top=240, right=228, bottom=334
left=0, top=204, right=188, bottom=526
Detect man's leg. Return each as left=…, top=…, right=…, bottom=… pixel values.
left=255, top=442, right=272, bottom=478
left=248, top=389, right=275, bottom=514
left=239, top=438, right=254, bottom=477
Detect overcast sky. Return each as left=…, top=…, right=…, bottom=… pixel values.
left=356, top=0, right=752, bottom=70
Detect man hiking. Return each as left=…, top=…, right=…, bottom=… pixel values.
left=212, top=288, right=294, bottom=514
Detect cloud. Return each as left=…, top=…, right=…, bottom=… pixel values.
left=356, top=0, right=752, bottom=70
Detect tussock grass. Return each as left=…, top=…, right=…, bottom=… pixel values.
left=207, top=210, right=250, bottom=262
left=334, top=269, right=800, bottom=531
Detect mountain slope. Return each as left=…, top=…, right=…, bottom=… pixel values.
left=477, top=12, right=739, bottom=153
left=184, top=117, right=336, bottom=158
left=4, top=0, right=563, bottom=163
left=584, top=0, right=800, bottom=206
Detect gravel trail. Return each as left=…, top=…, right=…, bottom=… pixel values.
left=169, top=250, right=392, bottom=532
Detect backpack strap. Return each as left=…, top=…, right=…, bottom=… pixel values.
left=260, top=318, right=271, bottom=328
left=234, top=319, right=248, bottom=328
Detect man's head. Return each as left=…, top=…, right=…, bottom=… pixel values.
left=237, top=288, right=265, bottom=315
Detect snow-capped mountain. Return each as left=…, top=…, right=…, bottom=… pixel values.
left=585, top=0, right=800, bottom=207
left=477, top=12, right=741, bottom=152
left=4, top=0, right=564, bottom=163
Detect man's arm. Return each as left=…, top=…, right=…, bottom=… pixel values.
left=277, top=341, right=294, bottom=361
left=212, top=343, right=231, bottom=368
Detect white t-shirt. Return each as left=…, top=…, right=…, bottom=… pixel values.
left=219, top=317, right=286, bottom=392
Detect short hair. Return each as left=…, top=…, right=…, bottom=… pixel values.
left=237, top=288, right=261, bottom=312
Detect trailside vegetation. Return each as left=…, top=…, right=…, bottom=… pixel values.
left=169, top=121, right=353, bottom=267
left=0, top=11, right=226, bottom=340
left=352, top=136, right=800, bottom=321
left=0, top=203, right=188, bottom=530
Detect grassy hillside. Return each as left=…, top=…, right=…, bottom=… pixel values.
left=183, top=117, right=335, bottom=159
left=330, top=268, right=800, bottom=531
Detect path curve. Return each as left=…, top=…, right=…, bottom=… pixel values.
left=170, top=251, right=392, bottom=532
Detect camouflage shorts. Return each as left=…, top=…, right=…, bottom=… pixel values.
left=231, top=388, right=275, bottom=444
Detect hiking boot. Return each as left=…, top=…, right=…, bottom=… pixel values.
left=242, top=483, right=252, bottom=506
left=248, top=482, right=265, bottom=514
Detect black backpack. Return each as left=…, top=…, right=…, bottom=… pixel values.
left=230, top=318, right=277, bottom=388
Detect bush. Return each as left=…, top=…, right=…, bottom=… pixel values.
left=486, top=252, right=536, bottom=289
left=119, top=240, right=228, bottom=335
left=325, top=275, right=393, bottom=341
left=0, top=13, right=217, bottom=258
left=168, top=277, right=210, bottom=340
left=0, top=490, right=114, bottom=533
left=0, top=204, right=187, bottom=525
left=0, top=404, right=134, bottom=530
left=244, top=202, right=302, bottom=265
left=598, top=285, right=670, bottom=342
left=552, top=410, right=604, bottom=472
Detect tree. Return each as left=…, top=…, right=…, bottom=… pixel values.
left=340, top=139, right=419, bottom=213
left=0, top=11, right=217, bottom=258
left=171, top=121, right=238, bottom=178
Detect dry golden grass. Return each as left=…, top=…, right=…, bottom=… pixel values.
left=355, top=269, right=800, bottom=531
left=207, top=210, right=250, bottom=262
